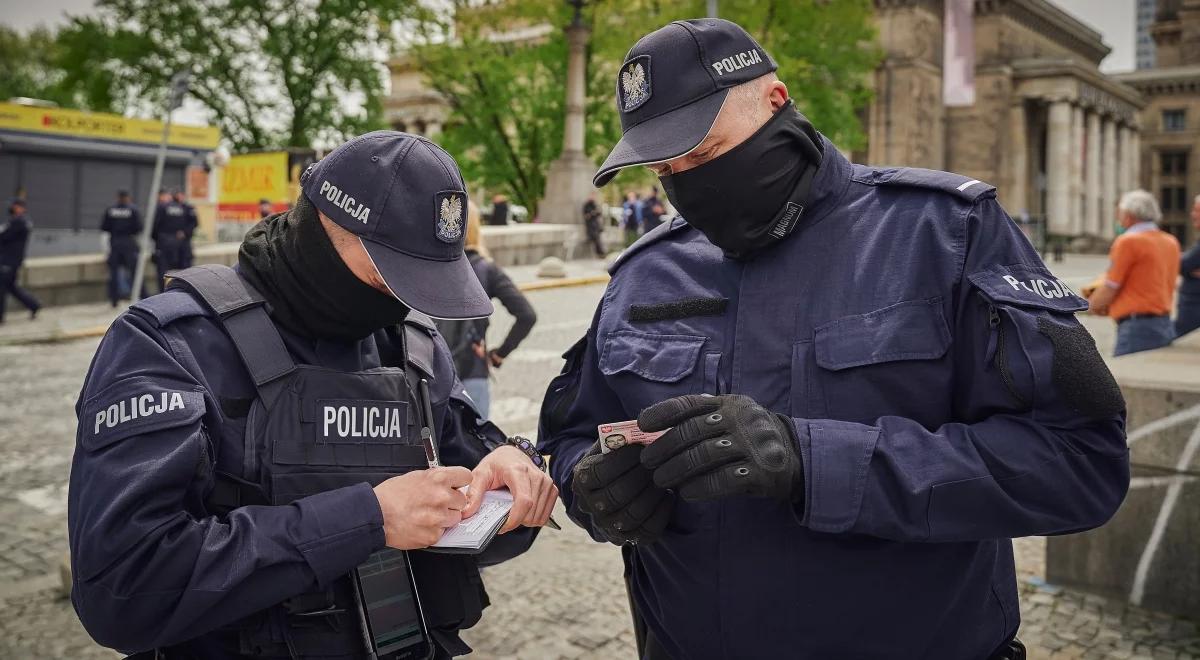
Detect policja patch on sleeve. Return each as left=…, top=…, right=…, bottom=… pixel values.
left=82, top=375, right=206, bottom=451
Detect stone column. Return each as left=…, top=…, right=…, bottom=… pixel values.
left=1005, top=101, right=1029, bottom=214
left=1046, top=100, right=1073, bottom=235
left=1070, top=104, right=1086, bottom=235
left=1086, top=112, right=1102, bottom=236
left=425, top=121, right=442, bottom=137
left=1102, top=117, right=1119, bottom=239
left=1131, top=128, right=1142, bottom=189
left=539, top=6, right=596, bottom=226
left=1119, top=124, right=1134, bottom=193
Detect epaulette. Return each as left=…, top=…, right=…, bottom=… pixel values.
left=128, top=290, right=210, bottom=328
left=870, top=167, right=997, bottom=203
left=609, top=216, right=693, bottom=275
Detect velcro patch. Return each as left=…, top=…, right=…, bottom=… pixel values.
left=628, top=298, right=729, bottom=323
left=1037, top=317, right=1125, bottom=419
left=83, top=377, right=205, bottom=450
left=968, top=264, right=1087, bottom=313
left=317, top=399, right=409, bottom=444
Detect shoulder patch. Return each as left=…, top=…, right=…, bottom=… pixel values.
left=81, top=375, right=206, bottom=451
left=609, top=216, right=691, bottom=275
left=870, top=167, right=996, bottom=203
left=129, top=290, right=210, bottom=328
left=968, top=263, right=1088, bottom=313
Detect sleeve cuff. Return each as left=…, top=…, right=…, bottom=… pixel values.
left=791, top=418, right=880, bottom=534
left=294, top=482, right=386, bottom=587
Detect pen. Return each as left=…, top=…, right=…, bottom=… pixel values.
left=418, top=379, right=441, bottom=469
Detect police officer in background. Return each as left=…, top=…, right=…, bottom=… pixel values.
left=70, top=132, right=558, bottom=659
left=100, top=189, right=142, bottom=307
left=0, top=198, right=41, bottom=322
left=152, top=188, right=198, bottom=290
left=539, top=19, right=1129, bottom=660
left=173, top=188, right=199, bottom=266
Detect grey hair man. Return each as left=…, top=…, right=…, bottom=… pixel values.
left=1088, top=189, right=1181, bottom=355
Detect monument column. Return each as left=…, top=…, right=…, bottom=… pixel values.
left=1118, top=124, right=1134, bottom=193
left=539, top=0, right=596, bottom=226
left=1046, top=100, right=1073, bottom=235
left=1086, top=111, right=1101, bottom=236
left=1070, top=104, right=1086, bottom=235
left=1006, top=101, right=1029, bottom=214
left=1102, top=117, right=1119, bottom=239
left=1131, top=127, right=1142, bottom=188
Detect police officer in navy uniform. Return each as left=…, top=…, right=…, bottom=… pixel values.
left=0, top=198, right=41, bottom=322
left=70, top=132, right=558, bottom=659
left=152, top=188, right=198, bottom=290
left=538, top=19, right=1129, bottom=660
left=172, top=188, right=199, bottom=268
left=101, top=190, right=143, bottom=307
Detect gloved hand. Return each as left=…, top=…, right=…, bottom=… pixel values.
left=571, top=442, right=675, bottom=545
left=639, top=394, right=804, bottom=503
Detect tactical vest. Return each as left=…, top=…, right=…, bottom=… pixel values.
left=167, top=265, right=485, bottom=659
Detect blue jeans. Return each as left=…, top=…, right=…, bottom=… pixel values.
left=462, top=377, right=490, bottom=420
left=1114, top=315, right=1174, bottom=356
left=1175, top=294, right=1200, bottom=339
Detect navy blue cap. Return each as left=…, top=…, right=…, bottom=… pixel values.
left=301, top=131, right=492, bottom=320
left=594, top=18, right=777, bottom=187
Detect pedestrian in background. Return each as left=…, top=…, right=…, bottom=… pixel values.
left=582, top=191, right=606, bottom=258
left=438, top=201, right=537, bottom=419
left=489, top=193, right=510, bottom=226
left=100, top=190, right=142, bottom=307
left=152, top=189, right=197, bottom=290
left=0, top=198, right=41, bottom=323
left=1175, top=194, right=1200, bottom=338
left=258, top=198, right=273, bottom=219
left=1088, top=189, right=1180, bottom=356
left=621, top=190, right=642, bottom=246
left=642, top=186, right=666, bottom=234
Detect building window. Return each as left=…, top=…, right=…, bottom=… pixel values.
left=1161, top=152, right=1190, bottom=175
left=1162, top=186, right=1188, bottom=211
left=1163, top=109, right=1187, bottom=132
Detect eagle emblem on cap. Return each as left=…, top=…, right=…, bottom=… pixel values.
left=437, top=194, right=464, bottom=243
left=620, top=57, right=651, bottom=112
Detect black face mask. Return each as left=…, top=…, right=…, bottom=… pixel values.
left=238, top=195, right=410, bottom=342
left=660, top=101, right=824, bottom=260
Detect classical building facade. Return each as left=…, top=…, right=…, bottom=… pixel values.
left=870, top=0, right=1145, bottom=241
left=1115, top=0, right=1200, bottom=242
left=385, top=54, right=450, bottom=138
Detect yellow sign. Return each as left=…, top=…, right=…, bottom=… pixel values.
left=221, top=152, right=289, bottom=204
left=0, top=102, right=220, bottom=150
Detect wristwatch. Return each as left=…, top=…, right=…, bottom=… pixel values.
left=503, top=436, right=547, bottom=472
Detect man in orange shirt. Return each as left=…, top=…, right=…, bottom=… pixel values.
left=1088, top=189, right=1181, bottom=356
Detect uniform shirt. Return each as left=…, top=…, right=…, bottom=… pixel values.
left=101, top=204, right=143, bottom=242
left=1105, top=222, right=1181, bottom=320
left=69, top=289, right=536, bottom=653
left=540, top=141, right=1129, bottom=660
left=0, top=213, right=32, bottom=268
left=153, top=201, right=197, bottom=242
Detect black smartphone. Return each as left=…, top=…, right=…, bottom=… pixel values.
left=353, top=548, right=433, bottom=660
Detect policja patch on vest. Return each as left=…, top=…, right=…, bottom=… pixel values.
left=435, top=191, right=465, bottom=243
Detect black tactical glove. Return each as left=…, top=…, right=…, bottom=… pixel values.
left=571, top=442, right=676, bottom=545
left=639, top=394, right=804, bottom=503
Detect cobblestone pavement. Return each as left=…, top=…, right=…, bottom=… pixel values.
left=0, top=261, right=1198, bottom=658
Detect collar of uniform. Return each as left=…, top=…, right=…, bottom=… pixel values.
left=796, top=134, right=853, bottom=232
left=1125, top=221, right=1158, bottom=235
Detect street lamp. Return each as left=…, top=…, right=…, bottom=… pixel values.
left=131, top=70, right=190, bottom=302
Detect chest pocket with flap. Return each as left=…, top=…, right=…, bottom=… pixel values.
left=805, top=298, right=953, bottom=425
left=600, top=330, right=718, bottom=414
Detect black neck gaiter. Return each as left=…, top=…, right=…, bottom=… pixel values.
left=238, top=195, right=410, bottom=342
left=660, top=101, right=824, bottom=260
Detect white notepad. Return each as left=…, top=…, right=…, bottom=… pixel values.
left=431, top=489, right=513, bottom=553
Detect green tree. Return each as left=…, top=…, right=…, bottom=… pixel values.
left=411, top=0, right=880, bottom=214
left=0, top=24, right=118, bottom=111
left=55, top=0, right=419, bottom=150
